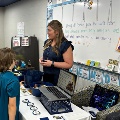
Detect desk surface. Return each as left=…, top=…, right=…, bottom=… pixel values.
left=19, top=86, right=91, bottom=120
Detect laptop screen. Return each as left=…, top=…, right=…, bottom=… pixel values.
left=57, top=69, right=77, bottom=96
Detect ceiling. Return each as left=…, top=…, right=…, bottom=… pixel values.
left=0, top=0, right=21, bottom=7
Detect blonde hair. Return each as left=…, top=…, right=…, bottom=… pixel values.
left=44, top=20, right=66, bottom=55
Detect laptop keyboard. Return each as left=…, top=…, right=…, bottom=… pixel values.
left=46, top=87, right=68, bottom=99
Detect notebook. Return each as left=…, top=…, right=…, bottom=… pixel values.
left=39, top=69, right=77, bottom=101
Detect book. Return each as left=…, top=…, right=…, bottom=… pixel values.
left=90, top=61, right=95, bottom=66
left=106, top=64, right=115, bottom=71
left=94, top=61, right=100, bottom=67
left=108, top=59, right=114, bottom=64
left=86, top=60, right=91, bottom=66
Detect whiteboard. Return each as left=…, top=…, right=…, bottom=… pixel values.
left=51, top=0, right=120, bottom=68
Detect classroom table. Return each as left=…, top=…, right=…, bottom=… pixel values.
left=19, top=85, right=91, bottom=120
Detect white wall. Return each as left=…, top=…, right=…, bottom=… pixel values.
left=0, top=8, right=4, bottom=48
left=4, top=0, right=47, bottom=71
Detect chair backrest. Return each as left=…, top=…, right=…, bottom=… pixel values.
left=106, top=110, right=120, bottom=120
left=99, top=83, right=120, bottom=103
left=24, top=70, right=44, bottom=87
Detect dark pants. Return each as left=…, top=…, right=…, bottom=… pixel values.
left=43, top=73, right=58, bottom=86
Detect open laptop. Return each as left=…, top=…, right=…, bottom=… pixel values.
left=39, top=69, right=77, bottom=101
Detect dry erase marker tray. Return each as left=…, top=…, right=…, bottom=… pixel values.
left=39, top=93, right=73, bottom=115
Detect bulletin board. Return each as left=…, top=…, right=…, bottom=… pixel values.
left=47, top=0, right=120, bottom=68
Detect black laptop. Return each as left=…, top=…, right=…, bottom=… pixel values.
left=39, top=69, right=77, bottom=101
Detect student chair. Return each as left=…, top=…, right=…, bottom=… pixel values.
left=71, top=83, right=120, bottom=120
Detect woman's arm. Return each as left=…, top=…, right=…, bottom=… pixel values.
left=41, top=46, right=73, bottom=69
left=8, top=97, right=16, bottom=120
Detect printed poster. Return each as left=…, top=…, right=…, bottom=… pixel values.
left=70, top=63, right=78, bottom=75
left=48, top=0, right=52, bottom=6
left=110, top=74, right=119, bottom=86
left=47, top=9, right=53, bottom=20
left=82, top=67, right=89, bottom=79
left=17, top=22, right=24, bottom=37
left=12, top=37, right=20, bottom=47
left=21, top=37, right=29, bottom=46
left=95, top=70, right=103, bottom=84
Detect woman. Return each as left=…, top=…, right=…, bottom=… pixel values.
left=39, top=20, right=74, bottom=85
left=0, top=47, right=20, bottom=120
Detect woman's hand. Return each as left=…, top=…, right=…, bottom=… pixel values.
left=39, top=58, right=43, bottom=63
left=39, top=58, right=45, bottom=66
left=39, top=59, right=52, bottom=67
